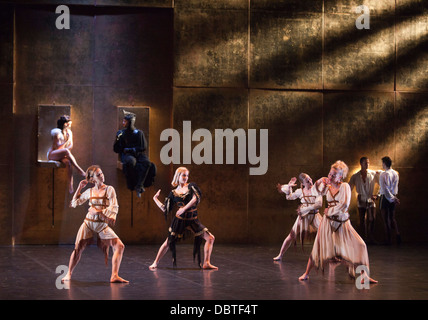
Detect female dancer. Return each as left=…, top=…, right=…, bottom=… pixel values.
left=273, top=173, right=322, bottom=261
left=57, top=115, right=73, bottom=149
left=150, top=167, right=217, bottom=270
left=298, top=161, right=377, bottom=284
left=47, top=115, right=85, bottom=193
left=62, top=165, right=128, bottom=283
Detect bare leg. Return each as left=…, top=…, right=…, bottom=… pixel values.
left=149, top=238, right=169, bottom=270
left=110, top=239, right=128, bottom=283
left=360, top=270, right=378, bottom=284
left=48, top=148, right=85, bottom=176
left=61, top=158, right=74, bottom=193
left=273, top=232, right=295, bottom=261
left=62, top=245, right=86, bottom=282
left=202, top=231, right=217, bottom=270
left=299, top=255, right=314, bottom=281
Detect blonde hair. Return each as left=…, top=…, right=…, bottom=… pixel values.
left=331, top=160, right=349, bottom=180
left=171, top=167, right=189, bottom=187
left=86, top=165, right=101, bottom=183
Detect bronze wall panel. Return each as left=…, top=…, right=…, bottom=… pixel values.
left=324, top=11, right=395, bottom=90
left=97, top=0, right=172, bottom=7
left=174, top=7, right=248, bottom=87
left=15, top=5, right=94, bottom=86
left=395, top=93, right=428, bottom=168
left=94, top=7, right=173, bottom=89
left=324, top=0, right=395, bottom=14
left=250, top=10, right=323, bottom=89
left=251, top=0, right=321, bottom=12
left=323, top=92, right=395, bottom=166
left=396, top=15, right=428, bottom=91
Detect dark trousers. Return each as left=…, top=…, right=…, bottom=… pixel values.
left=121, top=153, right=150, bottom=191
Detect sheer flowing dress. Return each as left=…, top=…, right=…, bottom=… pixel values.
left=310, top=181, right=370, bottom=277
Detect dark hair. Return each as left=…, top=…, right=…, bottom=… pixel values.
left=359, top=156, right=368, bottom=165
left=57, top=115, right=71, bottom=130
left=382, top=156, right=392, bottom=168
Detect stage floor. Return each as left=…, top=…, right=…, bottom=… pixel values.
left=1, top=243, right=427, bottom=300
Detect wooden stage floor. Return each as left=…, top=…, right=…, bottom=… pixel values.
left=1, top=243, right=427, bottom=302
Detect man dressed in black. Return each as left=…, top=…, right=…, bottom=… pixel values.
left=114, top=110, right=153, bottom=197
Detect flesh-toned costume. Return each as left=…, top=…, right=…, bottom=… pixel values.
left=164, top=182, right=207, bottom=267
left=310, top=180, right=370, bottom=277
left=281, top=184, right=322, bottom=245
left=70, top=185, right=119, bottom=264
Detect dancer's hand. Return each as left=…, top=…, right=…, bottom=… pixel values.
left=176, top=207, right=185, bottom=217
left=78, top=179, right=88, bottom=189
left=288, top=177, right=297, bottom=187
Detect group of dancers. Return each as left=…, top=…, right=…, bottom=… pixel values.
left=275, top=157, right=399, bottom=283
left=49, top=113, right=399, bottom=286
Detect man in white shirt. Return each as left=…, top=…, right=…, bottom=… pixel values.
left=379, top=156, right=400, bottom=245
left=349, top=157, right=379, bottom=244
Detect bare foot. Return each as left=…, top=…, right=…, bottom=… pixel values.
left=202, top=263, right=218, bottom=270
left=299, top=273, right=309, bottom=281
left=149, top=263, right=158, bottom=270
left=273, top=255, right=282, bottom=261
left=361, top=276, right=378, bottom=285
left=61, top=274, right=71, bottom=283
left=110, top=276, right=129, bottom=283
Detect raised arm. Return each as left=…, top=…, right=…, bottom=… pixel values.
left=153, top=189, right=166, bottom=212
left=70, top=179, right=89, bottom=208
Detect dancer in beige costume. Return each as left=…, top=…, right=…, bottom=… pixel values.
left=62, top=165, right=128, bottom=283
left=299, top=161, right=377, bottom=284
left=273, top=173, right=322, bottom=261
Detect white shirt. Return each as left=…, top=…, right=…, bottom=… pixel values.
left=379, top=168, right=399, bottom=203
left=348, top=169, right=379, bottom=204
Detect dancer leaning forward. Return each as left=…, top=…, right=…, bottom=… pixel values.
left=299, top=161, right=377, bottom=285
